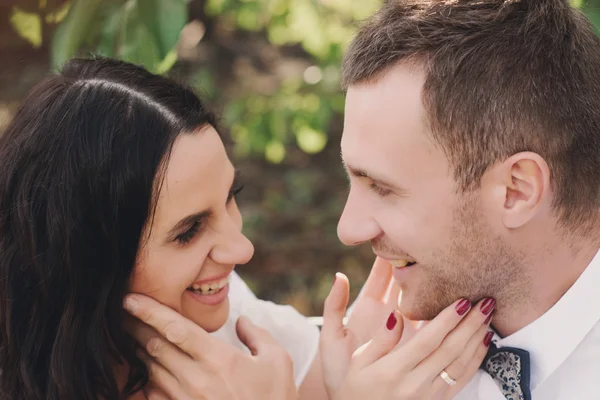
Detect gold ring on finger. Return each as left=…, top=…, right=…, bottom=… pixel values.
left=439, top=369, right=457, bottom=386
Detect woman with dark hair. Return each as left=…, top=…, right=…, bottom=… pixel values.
left=0, top=57, right=491, bottom=400
left=0, top=56, right=301, bottom=399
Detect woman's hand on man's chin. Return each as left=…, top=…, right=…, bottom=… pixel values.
left=124, top=294, right=299, bottom=400
left=319, top=257, right=493, bottom=400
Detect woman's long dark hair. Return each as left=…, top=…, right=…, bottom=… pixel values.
left=0, top=57, right=217, bottom=399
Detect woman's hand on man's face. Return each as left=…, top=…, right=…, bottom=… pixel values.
left=320, top=258, right=493, bottom=400
left=124, top=294, right=298, bottom=400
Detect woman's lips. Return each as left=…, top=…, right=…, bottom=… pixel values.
left=186, top=283, right=230, bottom=306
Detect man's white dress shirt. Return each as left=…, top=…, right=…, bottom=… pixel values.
left=456, top=248, right=600, bottom=399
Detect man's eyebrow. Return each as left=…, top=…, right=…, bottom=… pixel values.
left=342, top=159, right=406, bottom=192
left=167, top=210, right=212, bottom=240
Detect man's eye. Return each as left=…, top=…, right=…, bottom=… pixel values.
left=226, top=185, right=244, bottom=204
left=369, top=183, right=392, bottom=197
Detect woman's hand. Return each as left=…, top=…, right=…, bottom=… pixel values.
left=318, top=258, right=410, bottom=395
left=124, top=294, right=298, bottom=400
left=320, top=273, right=493, bottom=400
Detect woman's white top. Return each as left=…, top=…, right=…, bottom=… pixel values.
left=211, top=272, right=320, bottom=387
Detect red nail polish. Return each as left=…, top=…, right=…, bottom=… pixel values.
left=386, top=312, right=397, bottom=330
left=484, top=312, right=493, bottom=325
left=484, top=331, right=494, bottom=347
left=455, top=299, right=471, bottom=316
left=480, top=298, right=496, bottom=315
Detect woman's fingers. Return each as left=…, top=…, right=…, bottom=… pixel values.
left=141, top=334, right=208, bottom=395
left=236, top=315, right=280, bottom=355
left=321, top=272, right=350, bottom=343
left=391, top=298, right=475, bottom=369
left=138, top=350, right=191, bottom=400
left=124, top=293, right=229, bottom=360
left=429, top=323, right=492, bottom=398
left=127, top=314, right=199, bottom=383
left=385, top=279, right=401, bottom=309
left=442, top=330, right=492, bottom=400
left=351, top=310, right=404, bottom=370
left=143, top=386, right=172, bottom=400
left=412, top=297, right=495, bottom=382
left=236, top=316, right=295, bottom=378
left=362, top=257, right=394, bottom=301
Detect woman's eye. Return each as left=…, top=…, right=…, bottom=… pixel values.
left=368, top=182, right=392, bottom=197
left=226, top=184, right=244, bottom=204
left=176, top=221, right=201, bottom=245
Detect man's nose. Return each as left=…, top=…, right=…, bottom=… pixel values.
left=337, top=188, right=381, bottom=246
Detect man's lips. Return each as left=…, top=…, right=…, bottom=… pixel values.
left=390, top=260, right=417, bottom=268
left=374, top=254, right=417, bottom=267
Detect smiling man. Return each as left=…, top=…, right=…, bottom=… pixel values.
left=120, top=1, right=600, bottom=399
left=337, top=0, right=600, bottom=398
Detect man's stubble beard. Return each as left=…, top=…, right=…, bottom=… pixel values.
left=402, top=195, right=531, bottom=321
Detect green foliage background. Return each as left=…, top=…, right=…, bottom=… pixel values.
left=2, top=0, right=600, bottom=315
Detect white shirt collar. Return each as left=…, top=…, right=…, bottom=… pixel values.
left=491, top=247, right=600, bottom=391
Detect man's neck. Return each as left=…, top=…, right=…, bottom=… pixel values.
left=492, top=234, right=600, bottom=338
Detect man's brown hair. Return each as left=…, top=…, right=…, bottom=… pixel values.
left=343, top=0, right=600, bottom=233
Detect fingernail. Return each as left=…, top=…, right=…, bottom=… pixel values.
left=484, top=312, right=493, bottom=325
left=123, top=296, right=138, bottom=313
left=480, top=298, right=496, bottom=316
left=455, top=298, right=471, bottom=316
left=386, top=311, right=397, bottom=330
left=484, top=331, right=494, bottom=347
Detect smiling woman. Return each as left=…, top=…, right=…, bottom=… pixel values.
left=0, top=57, right=316, bottom=400
left=131, top=128, right=254, bottom=333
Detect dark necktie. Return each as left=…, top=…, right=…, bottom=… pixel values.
left=480, top=341, right=532, bottom=400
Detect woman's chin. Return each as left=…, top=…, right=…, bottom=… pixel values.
left=183, top=296, right=230, bottom=333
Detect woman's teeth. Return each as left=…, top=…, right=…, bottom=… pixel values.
left=189, top=275, right=231, bottom=295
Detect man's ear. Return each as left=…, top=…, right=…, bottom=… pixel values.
left=488, top=152, right=551, bottom=229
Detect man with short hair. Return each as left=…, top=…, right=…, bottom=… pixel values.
left=337, top=0, right=600, bottom=398
left=127, top=0, right=600, bottom=398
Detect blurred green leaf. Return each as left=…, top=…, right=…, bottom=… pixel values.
left=10, top=7, right=43, bottom=48
left=571, top=0, right=584, bottom=8
left=192, top=68, right=218, bottom=100
left=137, top=0, right=187, bottom=59
left=45, top=2, right=70, bottom=24
left=205, top=0, right=233, bottom=16
left=582, top=6, right=600, bottom=34
left=118, top=1, right=162, bottom=71
left=96, top=4, right=123, bottom=57
left=236, top=2, right=262, bottom=31
left=52, top=0, right=183, bottom=73
left=51, top=0, right=103, bottom=68
left=155, top=48, right=178, bottom=74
